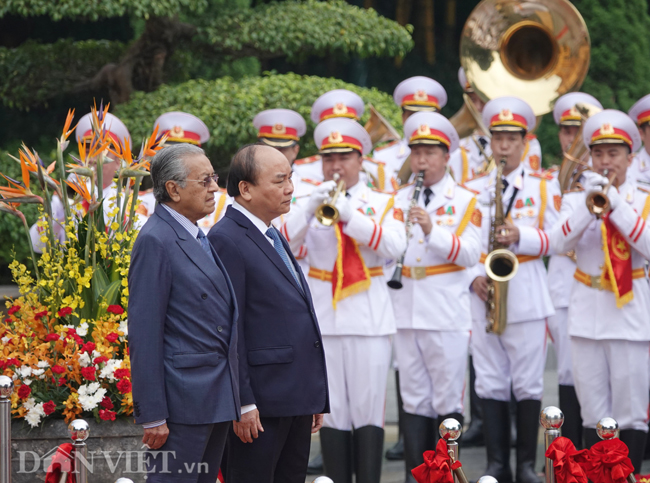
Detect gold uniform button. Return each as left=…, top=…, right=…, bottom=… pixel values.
left=416, top=257, right=422, bottom=262
left=419, top=239, right=424, bottom=244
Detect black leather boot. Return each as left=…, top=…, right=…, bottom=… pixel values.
left=386, top=371, right=405, bottom=461
left=583, top=427, right=600, bottom=449
left=619, top=429, right=647, bottom=475
left=515, top=399, right=542, bottom=483
left=354, top=425, right=385, bottom=483
left=482, top=399, right=514, bottom=483
left=321, top=427, right=353, bottom=483
left=403, top=413, right=436, bottom=483
left=463, top=356, right=485, bottom=447
left=558, top=385, right=583, bottom=449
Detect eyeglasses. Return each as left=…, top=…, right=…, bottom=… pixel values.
left=185, top=173, right=219, bottom=188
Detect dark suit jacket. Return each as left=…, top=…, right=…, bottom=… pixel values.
left=128, top=204, right=240, bottom=425
left=208, top=205, right=329, bottom=418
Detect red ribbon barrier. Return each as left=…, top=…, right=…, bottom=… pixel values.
left=411, top=439, right=455, bottom=483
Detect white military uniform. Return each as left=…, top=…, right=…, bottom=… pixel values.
left=285, top=118, right=406, bottom=431
left=391, top=174, right=481, bottom=416
left=448, top=134, right=491, bottom=184
left=628, top=94, right=650, bottom=186
left=293, top=154, right=393, bottom=191
left=373, top=138, right=410, bottom=187
left=198, top=189, right=232, bottom=234
left=550, top=110, right=650, bottom=433
left=466, top=167, right=560, bottom=400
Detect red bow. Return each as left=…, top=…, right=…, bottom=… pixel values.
left=546, top=437, right=590, bottom=483
left=411, top=439, right=455, bottom=483
left=45, top=443, right=76, bottom=483
left=583, top=439, right=635, bottom=483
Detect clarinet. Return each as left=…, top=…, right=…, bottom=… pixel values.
left=387, top=171, right=425, bottom=289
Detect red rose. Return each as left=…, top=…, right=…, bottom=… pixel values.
left=17, top=384, right=31, bottom=399
left=34, top=311, right=48, bottom=319
left=81, top=342, right=96, bottom=354
left=80, top=367, right=96, bottom=381
left=99, top=409, right=116, bottom=421
left=43, top=400, right=56, bottom=415
left=57, top=307, right=72, bottom=317
left=93, top=356, right=109, bottom=365
left=114, top=368, right=130, bottom=379
left=100, top=396, right=114, bottom=410
left=116, top=378, right=132, bottom=394
left=45, top=333, right=60, bottom=342
left=8, top=305, right=20, bottom=315
left=51, top=365, right=65, bottom=374
left=57, top=377, right=66, bottom=387
left=105, top=332, right=119, bottom=343
left=5, top=358, right=20, bottom=367
left=107, top=305, right=124, bottom=315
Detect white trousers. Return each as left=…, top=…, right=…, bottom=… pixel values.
left=322, top=335, right=392, bottom=431
left=471, top=318, right=547, bottom=401
left=547, top=307, right=574, bottom=386
left=571, top=336, right=650, bottom=431
left=395, top=329, right=469, bottom=418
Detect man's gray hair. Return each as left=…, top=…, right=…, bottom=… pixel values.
left=151, top=144, right=205, bottom=203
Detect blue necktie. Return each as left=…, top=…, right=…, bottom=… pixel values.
left=266, top=227, right=303, bottom=291
left=197, top=230, right=216, bottom=264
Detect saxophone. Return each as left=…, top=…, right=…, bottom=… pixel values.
left=484, top=158, right=519, bottom=335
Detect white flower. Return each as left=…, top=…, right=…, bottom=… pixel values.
left=32, top=369, right=44, bottom=377
left=23, top=398, right=36, bottom=410
left=99, top=359, right=122, bottom=382
left=17, top=365, right=32, bottom=378
left=37, top=361, right=50, bottom=368
left=77, top=322, right=89, bottom=337
left=77, top=384, right=106, bottom=411
left=78, top=352, right=91, bottom=367
left=119, top=319, right=128, bottom=339
left=1, top=336, right=9, bottom=344
left=23, top=378, right=32, bottom=386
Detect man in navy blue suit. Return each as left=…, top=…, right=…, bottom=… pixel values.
left=209, top=144, right=329, bottom=483
left=128, top=144, right=239, bottom=482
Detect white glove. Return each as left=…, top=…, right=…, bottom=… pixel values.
left=334, top=195, right=353, bottom=222
left=607, top=185, right=622, bottom=211
left=581, top=171, right=609, bottom=194
left=306, top=180, right=337, bottom=218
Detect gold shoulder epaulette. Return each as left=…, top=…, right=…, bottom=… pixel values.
left=564, top=187, right=584, bottom=194
left=546, top=165, right=560, bottom=173
left=301, top=178, right=321, bottom=186
left=467, top=171, right=489, bottom=181
left=637, top=186, right=650, bottom=195
left=374, top=140, right=399, bottom=152
left=459, top=184, right=480, bottom=195
left=294, top=155, right=320, bottom=165
left=363, top=155, right=385, bottom=165
left=396, top=181, right=415, bottom=191
left=530, top=171, right=554, bottom=180
left=525, top=133, right=537, bottom=140
left=371, top=187, right=394, bottom=196
left=218, top=187, right=227, bottom=194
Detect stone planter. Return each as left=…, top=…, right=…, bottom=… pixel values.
left=11, top=417, right=145, bottom=483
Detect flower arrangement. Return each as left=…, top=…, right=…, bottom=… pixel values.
left=0, top=103, right=166, bottom=426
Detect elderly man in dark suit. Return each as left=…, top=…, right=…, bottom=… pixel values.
left=128, top=143, right=239, bottom=483
left=208, top=144, right=329, bottom=483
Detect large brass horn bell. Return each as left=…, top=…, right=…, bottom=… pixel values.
left=458, top=0, right=590, bottom=117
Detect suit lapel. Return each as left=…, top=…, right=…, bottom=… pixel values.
left=226, top=207, right=305, bottom=296
left=155, top=205, right=232, bottom=303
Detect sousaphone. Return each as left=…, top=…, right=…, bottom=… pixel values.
left=453, top=0, right=590, bottom=137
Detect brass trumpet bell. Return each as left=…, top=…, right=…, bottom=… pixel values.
left=484, top=248, right=519, bottom=335
left=364, top=104, right=402, bottom=148
left=315, top=174, right=346, bottom=226
left=460, top=0, right=590, bottom=116
left=485, top=248, right=519, bottom=283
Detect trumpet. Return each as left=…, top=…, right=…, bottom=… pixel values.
left=315, top=173, right=346, bottom=226
left=388, top=171, right=425, bottom=290
left=485, top=158, right=519, bottom=335
left=585, top=169, right=616, bottom=218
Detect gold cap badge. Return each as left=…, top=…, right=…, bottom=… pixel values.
left=328, top=131, right=343, bottom=144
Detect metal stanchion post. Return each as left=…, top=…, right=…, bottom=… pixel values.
left=477, top=476, right=498, bottom=483
left=68, top=419, right=90, bottom=483
left=596, top=417, right=636, bottom=483
left=312, top=478, right=334, bottom=483
left=440, top=418, right=467, bottom=483
left=540, top=406, right=564, bottom=483
left=0, top=376, right=14, bottom=483
left=114, top=479, right=134, bottom=483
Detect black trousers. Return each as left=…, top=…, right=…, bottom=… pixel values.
left=146, top=421, right=231, bottom=483
left=226, top=414, right=313, bottom=483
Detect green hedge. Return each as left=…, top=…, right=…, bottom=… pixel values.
left=0, top=39, right=126, bottom=109
left=198, top=0, right=413, bottom=60
left=0, top=0, right=207, bottom=20
left=115, top=72, right=402, bottom=170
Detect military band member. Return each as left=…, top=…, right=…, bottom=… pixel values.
left=550, top=110, right=650, bottom=473
left=283, top=118, right=406, bottom=483
left=547, top=92, right=603, bottom=449
left=389, top=112, right=481, bottom=482
left=373, top=76, right=448, bottom=186
left=627, top=94, right=650, bottom=185
left=465, top=96, right=561, bottom=483
left=294, top=89, right=392, bottom=191
left=29, top=112, right=132, bottom=252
